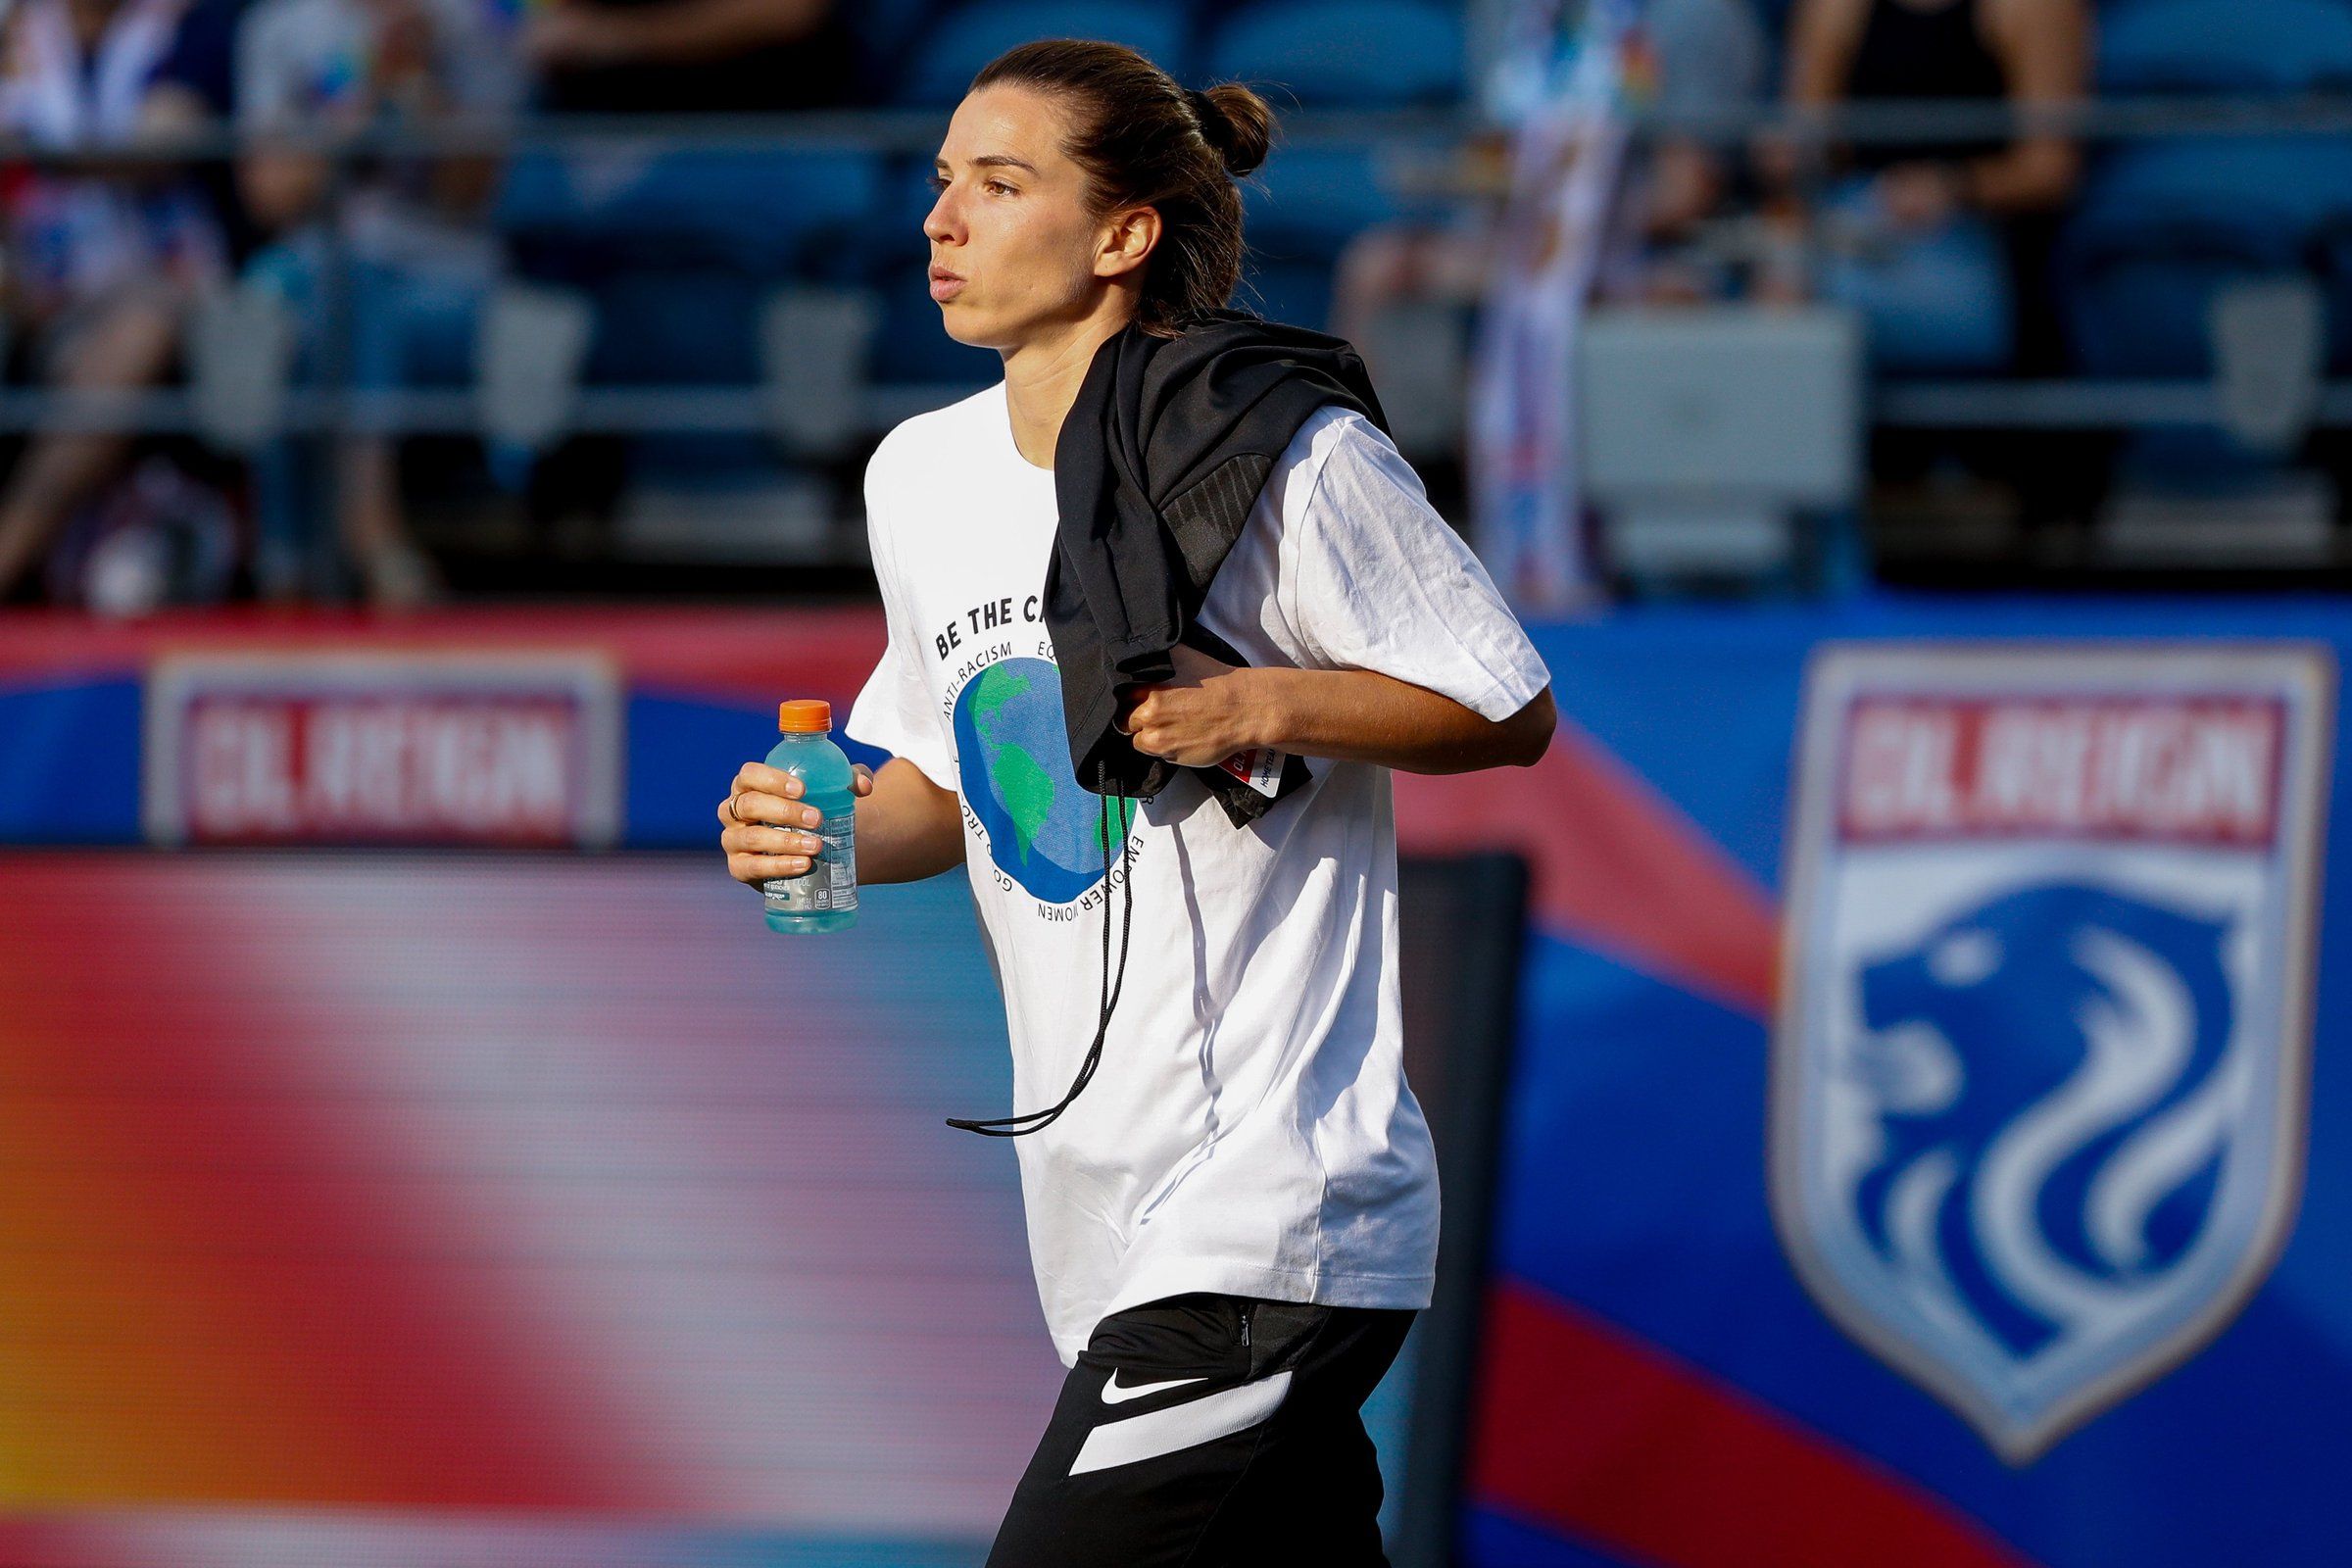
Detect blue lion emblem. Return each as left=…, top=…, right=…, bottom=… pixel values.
left=1848, top=883, right=2237, bottom=1361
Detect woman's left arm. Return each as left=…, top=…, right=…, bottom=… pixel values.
left=1123, top=412, right=1558, bottom=777
left=1956, top=0, right=2089, bottom=215
left=1118, top=644, right=1557, bottom=775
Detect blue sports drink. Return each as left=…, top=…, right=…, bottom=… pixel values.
left=762, top=700, right=858, bottom=933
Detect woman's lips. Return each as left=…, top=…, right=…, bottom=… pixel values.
left=929, top=268, right=966, bottom=303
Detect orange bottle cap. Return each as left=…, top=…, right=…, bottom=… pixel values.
left=779, top=699, right=833, bottom=732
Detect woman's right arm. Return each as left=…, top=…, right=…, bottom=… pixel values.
left=1784, top=0, right=1871, bottom=109
left=719, top=755, right=964, bottom=889
left=1756, top=0, right=1869, bottom=192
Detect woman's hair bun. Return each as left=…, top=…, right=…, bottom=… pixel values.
left=1194, top=81, right=1274, bottom=177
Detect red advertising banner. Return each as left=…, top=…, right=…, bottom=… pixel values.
left=1838, top=695, right=2285, bottom=847
left=143, top=654, right=623, bottom=848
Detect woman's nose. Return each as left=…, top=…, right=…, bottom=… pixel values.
left=923, top=189, right=961, bottom=246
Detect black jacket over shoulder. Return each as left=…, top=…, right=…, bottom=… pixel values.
left=1044, top=310, right=1389, bottom=827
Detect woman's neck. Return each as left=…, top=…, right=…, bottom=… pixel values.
left=999, top=308, right=1134, bottom=471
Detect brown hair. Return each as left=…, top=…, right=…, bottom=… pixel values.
left=970, top=38, right=1276, bottom=338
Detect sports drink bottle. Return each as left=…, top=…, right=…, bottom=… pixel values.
left=762, top=699, right=858, bottom=933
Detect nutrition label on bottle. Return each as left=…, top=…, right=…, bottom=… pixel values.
left=762, top=814, right=858, bottom=915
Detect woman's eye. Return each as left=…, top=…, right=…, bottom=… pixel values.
left=986, top=179, right=1015, bottom=197
left=925, top=173, right=949, bottom=193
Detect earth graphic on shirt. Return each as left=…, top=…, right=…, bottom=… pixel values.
left=952, top=657, right=1119, bottom=904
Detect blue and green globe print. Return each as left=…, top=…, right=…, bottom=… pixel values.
left=953, top=657, right=1116, bottom=903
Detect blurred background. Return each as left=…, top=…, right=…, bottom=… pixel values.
left=1, top=0, right=2350, bottom=1564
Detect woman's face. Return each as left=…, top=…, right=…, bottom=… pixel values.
left=925, top=85, right=1142, bottom=354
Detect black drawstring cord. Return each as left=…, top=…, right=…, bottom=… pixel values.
left=948, top=756, right=1134, bottom=1136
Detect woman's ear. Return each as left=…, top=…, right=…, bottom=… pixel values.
left=1095, top=205, right=1162, bottom=279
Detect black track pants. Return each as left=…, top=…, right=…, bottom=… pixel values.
left=983, top=1292, right=1416, bottom=1568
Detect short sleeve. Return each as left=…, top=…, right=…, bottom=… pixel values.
left=843, top=470, right=958, bottom=795
left=1283, top=411, right=1551, bottom=721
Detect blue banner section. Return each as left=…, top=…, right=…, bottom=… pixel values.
left=0, top=678, right=142, bottom=843
left=623, top=692, right=892, bottom=848
left=1475, top=596, right=2352, bottom=1568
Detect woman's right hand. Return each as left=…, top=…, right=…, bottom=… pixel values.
left=718, top=760, right=874, bottom=888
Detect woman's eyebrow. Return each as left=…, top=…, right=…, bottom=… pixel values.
left=934, top=154, right=1041, bottom=175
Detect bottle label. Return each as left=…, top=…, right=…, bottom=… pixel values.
left=762, top=811, right=858, bottom=916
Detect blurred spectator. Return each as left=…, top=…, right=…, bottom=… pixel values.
left=143, top=0, right=262, bottom=258
left=1329, top=0, right=1780, bottom=480
left=522, top=0, right=855, bottom=114
left=0, top=0, right=226, bottom=604
left=234, top=0, right=517, bottom=606
left=1775, top=0, right=2088, bottom=371
left=1607, top=0, right=1784, bottom=304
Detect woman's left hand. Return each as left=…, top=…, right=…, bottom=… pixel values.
left=1116, top=644, right=1270, bottom=768
left=1876, top=163, right=1965, bottom=231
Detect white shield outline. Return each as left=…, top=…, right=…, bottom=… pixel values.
left=1771, top=643, right=2331, bottom=1463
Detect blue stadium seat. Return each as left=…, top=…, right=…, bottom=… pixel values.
left=570, top=265, right=780, bottom=484
left=497, top=148, right=883, bottom=281
left=850, top=156, right=945, bottom=287
left=1205, top=0, right=1464, bottom=108
left=580, top=268, right=766, bottom=387
left=2059, top=139, right=2352, bottom=376
left=2098, top=0, right=2352, bottom=93
left=894, top=1, right=1194, bottom=107
left=1244, top=144, right=1403, bottom=257
left=497, top=150, right=886, bottom=476
left=870, top=262, right=1004, bottom=385
left=1236, top=142, right=1447, bottom=335
left=1238, top=257, right=1337, bottom=332
left=847, top=0, right=942, bottom=98
left=2318, top=217, right=2352, bottom=373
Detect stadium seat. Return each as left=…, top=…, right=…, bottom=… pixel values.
left=1205, top=0, right=1465, bottom=108
left=2068, top=138, right=2352, bottom=267
left=1244, top=144, right=1404, bottom=258
left=2098, top=0, right=2352, bottom=94
left=1238, top=257, right=1337, bottom=332
left=894, top=1, right=1194, bottom=106
left=870, top=260, right=1004, bottom=385
left=497, top=147, right=883, bottom=282
left=2317, top=217, right=2352, bottom=373
left=2060, top=139, right=2352, bottom=376
left=872, top=154, right=948, bottom=261
left=1238, top=142, right=1441, bottom=333
left=847, top=0, right=941, bottom=99
left=557, top=265, right=780, bottom=486
left=494, top=149, right=890, bottom=492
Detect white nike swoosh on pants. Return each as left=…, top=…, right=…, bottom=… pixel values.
left=1100, top=1370, right=1207, bottom=1405
left=1069, top=1371, right=1294, bottom=1476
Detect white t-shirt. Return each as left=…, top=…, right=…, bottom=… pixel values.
left=846, top=382, right=1551, bottom=1366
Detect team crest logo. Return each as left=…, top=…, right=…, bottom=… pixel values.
left=1773, top=646, right=2330, bottom=1461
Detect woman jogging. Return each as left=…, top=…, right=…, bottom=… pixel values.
left=717, top=39, right=1555, bottom=1566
